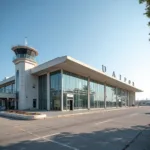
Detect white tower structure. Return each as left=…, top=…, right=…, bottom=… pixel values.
left=12, top=45, right=38, bottom=110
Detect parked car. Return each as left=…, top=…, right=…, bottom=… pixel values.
left=0, top=106, right=6, bottom=111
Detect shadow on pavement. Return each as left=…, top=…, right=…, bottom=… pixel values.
left=0, top=125, right=150, bottom=150
left=145, top=112, right=150, bottom=115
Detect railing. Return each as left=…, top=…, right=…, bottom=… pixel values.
left=0, top=90, right=16, bottom=94
left=13, top=54, right=37, bottom=62
left=0, top=92, right=16, bottom=98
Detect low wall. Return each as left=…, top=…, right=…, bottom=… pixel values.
left=0, top=111, right=47, bottom=120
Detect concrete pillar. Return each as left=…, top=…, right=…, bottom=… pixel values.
left=132, top=92, right=135, bottom=105
left=129, top=91, right=135, bottom=106
left=116, top=87, right=118, bottom=107
left=47, top=72, right=50, bottom=111
left=104, top=83, right=106, bottom=108
left=127, top=91, right=129, bottom=106
left=61, top=69, right=63, bottom=111
left=88, top=77, right=90, bottom=110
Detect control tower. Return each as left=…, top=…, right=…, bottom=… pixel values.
left=12, top=45, right=38, bottom=110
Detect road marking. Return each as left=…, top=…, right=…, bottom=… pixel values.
left=12, top=124, right=78, bottom=150
left=95, top=113, right=139, bottom=125
left=43, top=132, right=60, bottom=138
left=128, top=113, right=138, bottom=117
left=30, top=133, right=78, bottom=150
left=30, top=132, right=60, bottom=141
left=30, top=132, right=78, bottom=149
left=95, top=119, right=113, bottom=125
left=44, top=137, right=79, bottom=150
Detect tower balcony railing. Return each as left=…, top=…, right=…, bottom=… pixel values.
left=13, top=54, right=37, bottom=62
left=0, top=91, right=16, bottom=99
left=0, top=90, right=16, bottom=94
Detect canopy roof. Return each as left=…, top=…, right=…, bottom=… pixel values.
left=30, top=56, right=142, bottom=92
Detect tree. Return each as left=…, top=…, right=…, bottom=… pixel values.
left=139, top=0, right=150, bottom=26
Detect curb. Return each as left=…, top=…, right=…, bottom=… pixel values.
left=46, top=107, right=138, bottom=119
left=0, top=112, right=47, bottom=120
left=0, top=106, right=140, bottom=120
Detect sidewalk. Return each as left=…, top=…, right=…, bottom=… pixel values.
left=31, top=107, right=136, bottom=119
left=127, top=125, right=150, bottom=150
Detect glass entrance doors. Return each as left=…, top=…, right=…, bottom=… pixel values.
left=67, top=99, right=73, bottom=110
left=65, top=93, right=74, bottom=111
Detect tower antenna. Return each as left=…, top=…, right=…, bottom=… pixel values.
left=25, top=37, right=28, bottom=46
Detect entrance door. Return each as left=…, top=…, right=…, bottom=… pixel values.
left=67, top=99, right=73, bottom=110
left=70, top=100, right=73, bottom=110
left=66, top=93, right=74, bottom=111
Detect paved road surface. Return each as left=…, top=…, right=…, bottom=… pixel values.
left=0, top=107, right=150, bottom=150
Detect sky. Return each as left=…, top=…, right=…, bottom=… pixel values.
left=0, top=0, right=149, bottom=100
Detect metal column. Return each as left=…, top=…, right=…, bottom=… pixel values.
left=47, top=72, right=50, bottom=111
left=61, top=69, right=63, bottom=111
left=104, top=83, right=106, bottom=108
left=88, top=77, right=90, bottom=110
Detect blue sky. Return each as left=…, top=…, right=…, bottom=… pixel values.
left=0, top=0, right=149, bottom=100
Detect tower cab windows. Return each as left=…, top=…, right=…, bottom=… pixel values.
left=12, top=46, right=38, bottom=62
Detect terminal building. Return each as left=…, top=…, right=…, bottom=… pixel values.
left=0, top=45, right=142, bottom=111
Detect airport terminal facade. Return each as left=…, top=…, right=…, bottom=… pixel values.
left=0, top=45, right=142, bottom=111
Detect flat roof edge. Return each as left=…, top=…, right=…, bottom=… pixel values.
left=0, top=76, right=15, bottom=86
left=31, top=56, right=68, bottom=74
left=66, top=56, right=143, bottom=92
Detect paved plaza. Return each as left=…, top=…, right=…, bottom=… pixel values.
left=0, top=107, right=150, bottom=150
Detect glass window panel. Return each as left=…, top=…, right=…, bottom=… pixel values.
left=50, top=71, right=61, bottom=111
left=106, top=85, right=116, bottom=108
left=63, top=71, right=88, bottom=110
left=39, top=74, right=47, bottom=110
left=90, top=80, right=104, bottom=108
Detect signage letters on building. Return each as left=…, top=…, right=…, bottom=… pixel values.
left=119, top=75, right=121, bottom=80
left=128, top=80, right=131, bottom=84
left=112, top=71, right=116, bottom=78
left=101, top=65, right=135, bottom=86
left=102, top=65, right=106, bottom=73
left=124, top=77, right=127, bottom=82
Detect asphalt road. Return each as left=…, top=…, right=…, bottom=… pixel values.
left=0, top=107, right=150, bottom=150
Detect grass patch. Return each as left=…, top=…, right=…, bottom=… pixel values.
left=7, top=110, right=40, bottom=115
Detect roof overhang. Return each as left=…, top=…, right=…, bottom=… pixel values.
left=31, top=56, right=143, bottom=92
left=0, top=76, right=15, bottom=87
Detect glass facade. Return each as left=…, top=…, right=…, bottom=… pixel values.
left=50, top=71, right=61, bottom=110
left=63, top=71, right=88, bottom=110
left=13, top=54, right=37, bottom=62
left=39, top=74, right=47, bottom=110
left=37, top=70, right=130, bottom=111
left=13, top=48, right=37, bottom=62
left=90, top=80, right=104, bottom=108
left=106, top=86, right=117, bottom=107
left=0, top=83, right=15, bottom=93
left=117, top=88, right=128, bottom=107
